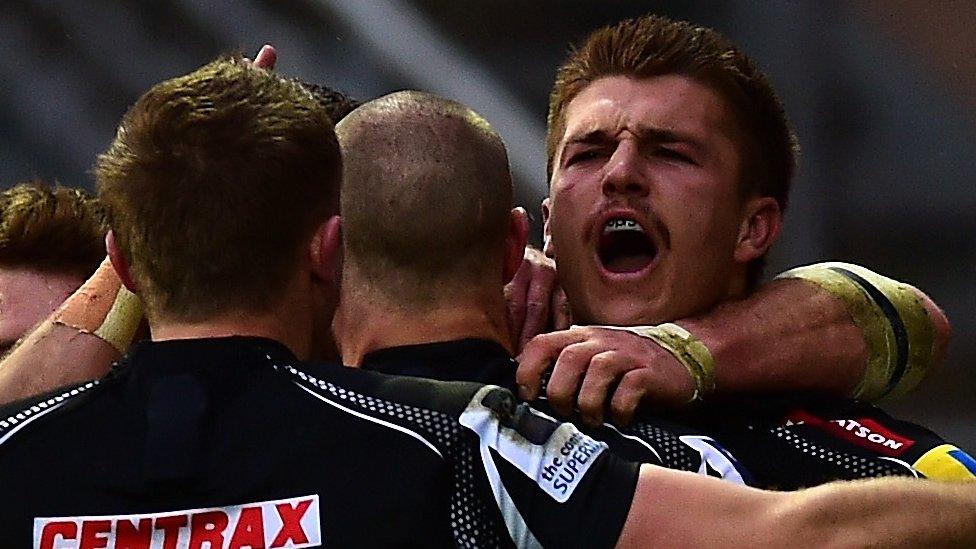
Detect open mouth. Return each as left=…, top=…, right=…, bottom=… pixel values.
left=598, top=218, right=658, bottom=274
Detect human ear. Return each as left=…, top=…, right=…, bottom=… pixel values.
left=310, top=215, right=343, bottom=284
left=504, top=207, right=530, bottom=283
left=106, top=231, right=139, bottom=293
left=541, top=197, right=555, bottom=258
left=733, top=196, right=782, bottom=264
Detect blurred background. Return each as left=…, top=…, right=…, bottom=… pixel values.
left=2, top=1, right=974, bottom=448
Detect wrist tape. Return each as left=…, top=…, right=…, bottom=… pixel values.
left=585, top=323, right=716, bottom=403
left=53, top=259, right=143, bottom=355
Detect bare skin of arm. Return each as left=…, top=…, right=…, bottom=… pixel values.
left=517, top=276, right=950, bottom=424
left=0, top=255, right=144, bottom=404
left=689, top=277, right=869, bottom=395
left=617, top=465, right=976, bottom=548
left=687, top=277, right=949, bottom=394
left=0, top=323, right=119, bottom=404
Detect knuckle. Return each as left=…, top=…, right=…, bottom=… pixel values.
left=589, top=352, right=618, bottom=373
left=616, top=373, right=645, bottom=399
left=557, top=345, right=584, bottom=365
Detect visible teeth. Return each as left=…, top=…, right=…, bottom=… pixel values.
left=603, top=219, right=643, bottom=234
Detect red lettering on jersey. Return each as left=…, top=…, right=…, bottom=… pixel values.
left=155, top=515, right=188, bottom=549
left=39, top=521, right=77, bottom=549
left=79, top=519, right=111, bottom=549
left=229, top=507, right=266, bottom=549
left=190, top=510, right=229, bottom=549
left=271, top=499, right=313, bottom=546
left=116, top=518, right=152, bottom=549
left=784, top=409, right=916, bottom=456
left=34, top=495, right=320, bottom=549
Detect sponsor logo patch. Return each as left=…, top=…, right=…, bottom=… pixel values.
left=783, top=409, right=915, bottom=457
left=33, top=495, right=320, bottom=549
left=913, top=444, right=976, bottom=481
left=460, top=386, right=607, bottom=503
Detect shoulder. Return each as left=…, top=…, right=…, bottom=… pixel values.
left=0, top=379, right=104, bottom=447
left=773, top=396, right=976, bottom=481
left=281, top=359, right=489, bottom=416
left=275, top=359, right=505, bottom=461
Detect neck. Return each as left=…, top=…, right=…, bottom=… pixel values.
left=334, top=282, right=513, bottom=366
left=150, top=285, right=323, bottom=361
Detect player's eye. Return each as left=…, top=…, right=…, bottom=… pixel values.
left=567, top=149, right=602, bottom=165
left=655, top=147, right=696, bottom=165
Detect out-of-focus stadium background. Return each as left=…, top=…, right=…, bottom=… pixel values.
left=2, top=1, right=974, bottom=448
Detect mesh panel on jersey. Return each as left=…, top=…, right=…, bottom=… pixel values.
left=279, top=363, right=507, bottom=548
left=772, top=427, right=911, bottom=478
left=621, top=422, right=698, bottom=471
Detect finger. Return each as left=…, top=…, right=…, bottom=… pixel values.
left=551, top=286, right=572, bottom=330
left=577, top=351, right=634, bottom=426
left=505, top=257, right=533, bottom=344
left=547, top=341, right=603, bottom=418
left=515, top=329, right=587, bottom=400
left=253, top=44, right=277, bottom=70
left=518, top=263, right=556, bottom=350
left=609, top=370, right=649, bottom=426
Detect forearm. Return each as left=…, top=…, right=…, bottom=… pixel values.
left=779, top=478, right=976, bottom=548
left=0, top=259, right=141, bottom=404
left=619, top=466, right=976, bottom=548
left=774, top=263, right=949, bottom=400
left=0, top=322, right=119, bottom=404
left=679, top=277, right=866, bottom=396
left=676, top=263, right=949, bottom=401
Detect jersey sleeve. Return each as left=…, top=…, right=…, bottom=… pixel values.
left=779, top=397, right=976, bottom=482
left=455, top=386, right=639, bottom=548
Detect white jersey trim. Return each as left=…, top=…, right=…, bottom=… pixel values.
left=0, top=381, right=99, bottom=447
left=291, top=381, right=443, bottom=459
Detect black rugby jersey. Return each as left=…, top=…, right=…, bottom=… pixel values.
left=362, top=338, right=975, bottom=488
left=364, top=338, right=517, bottom=388
left=0, top=337, right=644, bottom=548
left=364, top=339, right=754, bottom=485
left=676, top=395, right=976, bottom=488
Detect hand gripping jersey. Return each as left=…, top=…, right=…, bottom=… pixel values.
left=0, top=337, right=656, bottom=548
left=361, top=338, right=974, bottom=489
left=363, top=339, right=755, bottom=486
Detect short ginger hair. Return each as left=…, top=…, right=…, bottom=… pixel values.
left=0, top=181, right=107, bottom=278
left=96, top=57, right=341, bottom=321
left=546, top=14, right=799, bottom=212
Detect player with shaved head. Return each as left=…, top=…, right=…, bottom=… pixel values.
left=334, top=91, right=526, bottom=385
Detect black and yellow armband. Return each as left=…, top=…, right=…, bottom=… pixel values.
left=776, top=262, right=937, bottom=402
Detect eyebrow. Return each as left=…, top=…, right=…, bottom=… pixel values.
left=564, top=126, right=706, bottom=153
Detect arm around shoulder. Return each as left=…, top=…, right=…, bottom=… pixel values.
left=672, top=261, right=948, bottom=402
left=775, top=262, right=950, bottom=401
left=0, top=258, right=142, bottom=404
left=617, top=466, right=976, bottom=548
